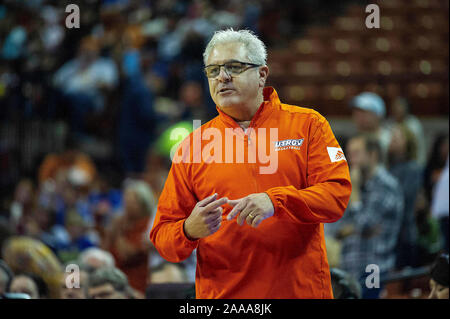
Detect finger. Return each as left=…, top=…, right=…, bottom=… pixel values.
left=204, top=208, right=223, bottom=223
left=210, top=217, right=221, bottom=228
left=227, top=199, right=242, bottom=206
left=210, top=222, right=221, bottom=234
left=205, top=214, right=221, bottom=225
left=204, top=197, right=228, bottom=212
left=209, top=218, right=222, bottom=231
left=245, top=210, right=258, bottom=226
left=197, top=193, right=218, bottom=207
left=237, top=206, right=253, bottom=226
left=227, top=199, right=247, bottom=220
left=208, top=206, right=223, bottom=215
left=251, top=215, right=264, bottom=228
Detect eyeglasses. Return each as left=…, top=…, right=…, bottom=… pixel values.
left=204, top=60, right=261, bottom=78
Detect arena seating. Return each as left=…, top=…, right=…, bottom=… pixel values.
left=266, top=0, right=449, bottom=117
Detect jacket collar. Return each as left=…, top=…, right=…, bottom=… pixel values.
left=216, top=87, right=280, bottom=129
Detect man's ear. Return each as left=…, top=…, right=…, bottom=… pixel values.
left=259, top=65, right=269, bottom=88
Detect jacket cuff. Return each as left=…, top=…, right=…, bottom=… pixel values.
left=180, top=219, right=200, bottom=248
left=264, top=189, right=282, bottom=217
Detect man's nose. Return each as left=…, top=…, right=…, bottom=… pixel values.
left=217, top=66, right=231, bottom=82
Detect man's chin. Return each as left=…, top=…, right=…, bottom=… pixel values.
left=217, top=100, right=239, bottom=111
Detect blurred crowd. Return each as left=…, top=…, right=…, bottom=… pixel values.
left=0, top=0, right=354, bottom=183
left=325, top=92, right=448, bottom=298
left=0, top=0, right=448, bottom=299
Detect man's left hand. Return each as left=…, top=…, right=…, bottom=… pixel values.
left=226, top=193, right=274, bottom=227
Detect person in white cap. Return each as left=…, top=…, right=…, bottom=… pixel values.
left=349, top=92, right=391, bottom=164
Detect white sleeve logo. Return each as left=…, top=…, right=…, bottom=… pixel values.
left=327, top=147, right=346, bottom=163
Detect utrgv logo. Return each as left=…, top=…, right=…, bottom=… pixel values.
left=275, top=138, right=304, bottom=151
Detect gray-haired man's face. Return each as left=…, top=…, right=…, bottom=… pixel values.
left=206, top=42, right=266, bottom=112
left=88, top=283, right=126, bottom=299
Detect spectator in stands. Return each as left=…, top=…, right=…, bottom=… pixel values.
left=388, top=123, right=423, bottom=268
left=326, top=135, right=403, bottom=298
left=1, top=236, right=64, bottom=298
left=388, top=96, right=427, bottom=166
left=19, top=203, right=68, bottom=255
left=77, top=247, right=116, bottom=274
left=330, top=268, right=362, bottom=299
left=0, top=216, right=13, bottom=248
left=150, top=262, right=188, bottom=284
left=60, top=266, right=89, bottom=299
left=39, top=5, right=65, bottom=54
left=118, top=49, right=158, bottom=176
left=423, top=133, right=449, bottom=203
left=428, top=253, right=449, bottom=299
left=430, top=155, right=449, bottom=253
left=38, top=138, right=97, bottom=187
left=142, top=151, right=171, bottom=202
left=88, top=176, right=123, bottom=242
left=56, top=209, right=97, bottom=264
left=178, top=81, right=210, bottom=122
left=102, top=180, right=154, bottom=294
left=8, top=272, right=49, bottom=299
left=415, top=189, right=443, bottom=266
left=87, top=267, right=129, bottom=299
left=53, top=36, right=118, bottom=138
left=0, top=260, right=14, bottom=296
left=349, top=92, right=391, bottom=164
left=37, top=138, right=100, bottom=235
left=9, top=178, right=36, bottom=235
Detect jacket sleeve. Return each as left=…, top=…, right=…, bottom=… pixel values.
left=149, top=159, right=199, bottom=263
left=265, top=115, right=352, bottom=224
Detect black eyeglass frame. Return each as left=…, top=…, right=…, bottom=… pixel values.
left=204, top=60, right=261, bottom=78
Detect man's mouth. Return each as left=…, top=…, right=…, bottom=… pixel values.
left=218, top=88, right=234, bottom=94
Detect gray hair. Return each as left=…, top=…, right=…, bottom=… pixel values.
left=78, top=248, right=115, bottom=273
left=88, top=267, right=129, bottom=292
left=203, top=28, right=267, bottom=66
left=124, top=180, right=156, bottom=217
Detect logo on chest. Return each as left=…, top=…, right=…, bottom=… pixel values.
left=274, top=138, right=304, bottom=151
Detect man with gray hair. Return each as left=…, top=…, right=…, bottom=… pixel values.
left=87, top=267, right=129, bottom=299
left=78, top=247, right=115, bottom=274
left=60, top=265, right=89, bottom=299
left=151, top=29, right=351, bottom=298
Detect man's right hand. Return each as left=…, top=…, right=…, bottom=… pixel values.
left=183, top=193, right=228, bottom=240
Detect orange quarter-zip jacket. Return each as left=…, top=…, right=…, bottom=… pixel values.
left=150, top=87, right=351, bottom=298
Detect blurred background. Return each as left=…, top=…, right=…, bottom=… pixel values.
left=0, top=0, right=448, bottom=299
